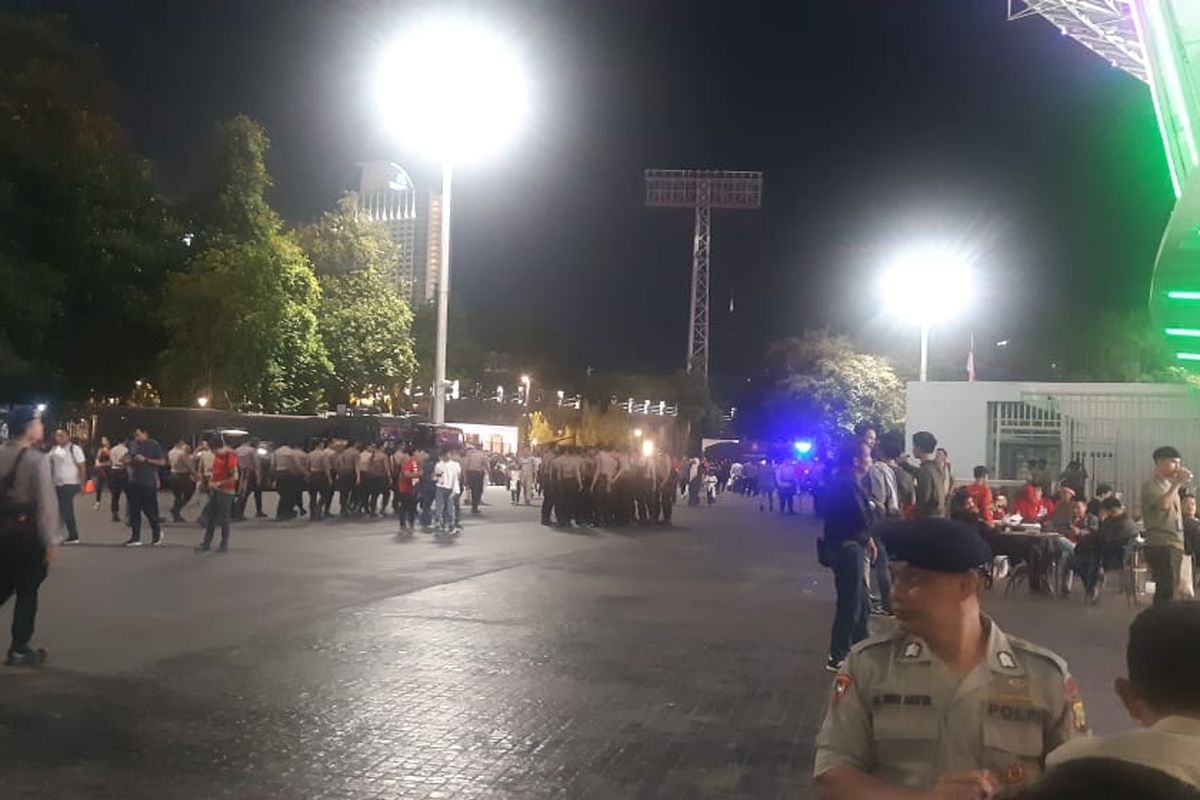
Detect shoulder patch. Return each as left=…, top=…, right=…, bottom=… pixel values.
left=1008, top=636, right=1070, bottom=676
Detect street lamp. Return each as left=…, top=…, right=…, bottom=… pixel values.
left=375, top=19, right=528, bottom=424
left=196, top=396, right=210, bottom=409
left=881, top=246, right=972, bottom=382
left=520, top=374, right=531, bottom=407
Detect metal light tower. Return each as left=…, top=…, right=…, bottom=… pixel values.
left=645, top=169, right=762, bottom=375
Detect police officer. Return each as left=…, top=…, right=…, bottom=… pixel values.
left=0, top=405, right=59, bottom=666
left=814, top=518, right=1088, bottom=799
left=307, top=440, right=333, bottom=522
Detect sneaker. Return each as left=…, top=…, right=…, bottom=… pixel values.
left=123, top=539, right=143, bottom=547
left=825, top=656, right=844, bottom=673
left=63, top=537, right=80, bottom=545
left=93, top=501, right=101, bottom=511
left=5, top=646, right=47, bottom=667
left=151, top=536, right=164, bottom=547
left=217, top=542, right=228, bottom=553
left=869, top=607, right=894, bottom=617
left=194, top=543, right=211, bottom=553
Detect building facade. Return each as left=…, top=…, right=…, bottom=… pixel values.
left=354, top=161, right=441, bottom=307
left=906, top=381, right=1200, bottom=509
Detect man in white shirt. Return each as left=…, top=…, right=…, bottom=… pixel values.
left=433, top=450, right=462, bottom=534
left=1047, top=602, right=1200, bottom=789
left=49, top=429, right=85, bottom=543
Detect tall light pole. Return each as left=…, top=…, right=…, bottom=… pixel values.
left=881, top=246, right=972, bottom=383
left=375, top=19, right=528, bottom=424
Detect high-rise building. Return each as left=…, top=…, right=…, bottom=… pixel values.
left=354, top=161, right=442, bottom=307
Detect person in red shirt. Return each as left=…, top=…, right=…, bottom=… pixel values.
left=196, top=437, right=238, bottom=553
left=395, top=448, right=421, bottom=536
left=963, top=465, right=995, bottom=525
left=1014, top=482, right=1055, bottom=524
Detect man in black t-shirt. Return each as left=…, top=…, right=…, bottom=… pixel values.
left=124, top=426, right=166, bottom=547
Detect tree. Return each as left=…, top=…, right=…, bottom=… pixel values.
left=161, top=237, right=330, bottom=412
left=742, top=331, right=905, bottom=444
left=161, top=117, right=329, bottom=412
left=0, top=14, right=184, bottom=398
left=295, top=199, right=416, bottom=407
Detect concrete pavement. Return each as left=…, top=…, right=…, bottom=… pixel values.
left=0, top=487, right=1137, bottom=798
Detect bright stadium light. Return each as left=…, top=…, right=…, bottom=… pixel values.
left=881, top=246, right=973, bottom=382
left=375, top=19, right=528, bottom=424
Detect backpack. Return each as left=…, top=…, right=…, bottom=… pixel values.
left=0, top=448, right=37, bottom=537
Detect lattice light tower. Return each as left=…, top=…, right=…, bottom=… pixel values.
left=645, top=169, right=762, bottom=376
left=1009, top=1, right=1200, bottom=363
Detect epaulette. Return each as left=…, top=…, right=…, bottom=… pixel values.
left=1008, top=635, right=1070, bottom=676
left=848, top=628, right=904, bottom=656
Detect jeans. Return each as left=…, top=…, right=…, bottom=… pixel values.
left=127, top=483, right=161, bottom=541
left=829, top=540, right=871, bottom=663
left=55, top=484, right=80, bottom=540
left=0, top=531, right=47, bottom=650
left=93, top=465, right=111, bottom=507
left=466, top=470, right=485, bottom=512
left=1053, top=536, right=1076, bottom=595
left=1145, top=546, right=1183, bottom=606
left=419, top=488, right=434, bottom=527
left=779, top=489, right=796, bottom=514
left=871, top=537, right=893, bottom=613
left=201, top=491, right=233, bottom=548
left=435, top=487, right=454, bottom=529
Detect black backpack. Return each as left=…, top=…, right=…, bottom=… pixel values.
left=0, top=448, right=37, bottom=536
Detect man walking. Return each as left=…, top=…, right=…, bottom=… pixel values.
left=519, top=448, right=536, bottom=507
left=195, top=435, right=238, bottom=553
left=433, top=449, right=461, bottom=534
left=463, top=445, right=488, bottom=514
left=49, top=428, right=85, bottom=544
left=395, top=448, right=420, bottom=534
left=167, top=439, right=196, bottom=523
left=306, top=440, right=333, bottom=522
left=271, top=441, right=306, bottom=520
left=1141, top=445, right=1192, bottom=606
left=108, top=436, right=129, bottom=523
left=233, top=439, right=266, bottom=520
left=124, top=426, right=166, bottom=546
left=0, top=405, right=59, bottom=666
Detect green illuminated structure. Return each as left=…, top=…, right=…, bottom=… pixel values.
left=1010, top=1, right=1200, bottom=362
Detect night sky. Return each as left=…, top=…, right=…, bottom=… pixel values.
left=30, top=0, right=1176, bottom=389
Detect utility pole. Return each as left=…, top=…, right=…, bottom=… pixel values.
left=644, top=169, right=762, bottom=376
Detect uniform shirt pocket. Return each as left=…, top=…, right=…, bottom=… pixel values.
left=872, top=708, right=939, bottom=788
left=982, top=719, right=1045, bottom=789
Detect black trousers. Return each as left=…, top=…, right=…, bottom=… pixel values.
left=658, top=485, right=674, bottom=524
left=169, top=474, right=196, bottom=519
left=336, top=474, right=356, bottom=515
left=1146, top=546, right=1183, bottom=606
left=308, top=474, right=331, bottom=520
left=127, top=483, right=161, bottom=541
left=109, top=473, right=128, bottom=520
left=466, top=470, right=485, bottom=511
left=362, top=475, right=387, bottom=515
left=0, top=531, right=47, bottom=651
left=276, top=474, right=304, bottom=519
left=541, top=479, right=556, bottom=525
left=396, top=491, right=417, bottom=528
left=234, top=472, right=263, bottom=518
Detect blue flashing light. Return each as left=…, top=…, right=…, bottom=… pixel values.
left=793, top=439, right=814, bottom=457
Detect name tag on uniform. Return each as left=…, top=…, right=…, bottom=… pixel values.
left=873, top=693, right=933, bottom=707
left=986, top=702, right=1048, bottom=723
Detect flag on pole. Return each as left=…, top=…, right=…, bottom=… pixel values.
left=966, top=331, right=976, bottom=382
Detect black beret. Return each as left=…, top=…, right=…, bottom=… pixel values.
left=880, top=518, right=992, bottom=572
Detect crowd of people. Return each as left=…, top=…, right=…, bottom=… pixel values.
left=810, top=423, right=1200, bottom=798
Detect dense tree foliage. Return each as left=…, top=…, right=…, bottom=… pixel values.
left=740, top=331, right=905, bottom=444
left=0, top=14, right=184, bottom=398
left=296, top=200, right=416, bottom=407
left=160, top=117, right=330, bottom=412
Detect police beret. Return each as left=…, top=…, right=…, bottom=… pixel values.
left=880, top=518, right=992, bottom=572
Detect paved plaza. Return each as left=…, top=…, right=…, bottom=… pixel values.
left=0, top=487, right=1138, bottom=798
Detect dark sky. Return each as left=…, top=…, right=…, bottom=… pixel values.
left=31, top=0, right=1176, bottom=388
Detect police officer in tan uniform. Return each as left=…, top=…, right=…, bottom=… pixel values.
left=814, top=519, right=1088, bottom=799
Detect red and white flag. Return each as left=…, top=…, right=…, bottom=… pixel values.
left=966, top=331, right=976, bottom=382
